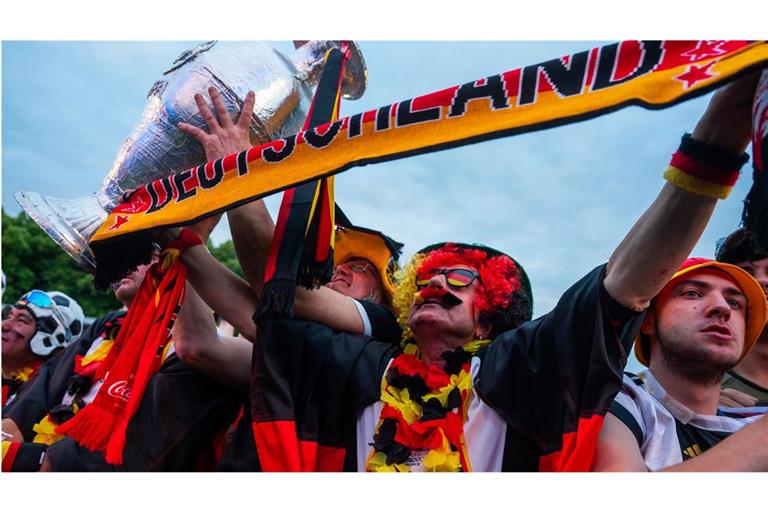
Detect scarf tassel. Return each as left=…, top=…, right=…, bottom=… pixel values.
left=255, top=277, right=298, bottom=322
left=55, top=402, right=118, bottom=454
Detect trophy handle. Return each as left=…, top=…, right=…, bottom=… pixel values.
left=291, top=40, right=367, bottom=100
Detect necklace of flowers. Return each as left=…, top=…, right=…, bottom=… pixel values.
left=366, top=337, right=490, bottom=472
left=32, top=319, right=122, bottom=445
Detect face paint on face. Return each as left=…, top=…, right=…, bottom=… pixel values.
left=407, top=264, right=487, bottom=342
left=2, top=307, right=37, bottom=366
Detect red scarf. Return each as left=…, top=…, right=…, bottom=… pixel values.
left=56, top=248, right=187, bottom=465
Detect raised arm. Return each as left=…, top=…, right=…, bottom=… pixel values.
left=592, top=412, right=768, bottom=471
left=604, top=73, right=759, bottom=311
left=178, top=87, right=369, bottom=336
left=171, top=282, right=252, bottom=387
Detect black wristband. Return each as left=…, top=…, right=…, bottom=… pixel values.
left=679, top=133, right=750, bottom=170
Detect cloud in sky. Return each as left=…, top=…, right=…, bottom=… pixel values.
left=2, top=41, right=753, bottom=373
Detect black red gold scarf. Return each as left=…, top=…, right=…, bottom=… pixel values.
left=256, top=45, right=348, bottom=320
left=366, top=339, right=490, bottom=472
left=91, top=41, right=768, bottom=277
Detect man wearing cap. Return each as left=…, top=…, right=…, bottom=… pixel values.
left=592, top=257, right=768, bottom=471
left=2, top=290, right=83, bottom=408
left=715, top=228, right=768, bottom=407
left=248, top=67, right=762, bottom=472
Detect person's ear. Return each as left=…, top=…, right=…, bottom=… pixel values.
left=640, top=311, right=657, bottom=337
left=475, top=322, right=492, bottom=340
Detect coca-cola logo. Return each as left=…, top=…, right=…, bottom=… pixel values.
left=107, top=380, right=131, bottom=401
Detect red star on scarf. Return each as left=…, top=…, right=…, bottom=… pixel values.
left=681, top=41, right=727, bottom=61
left=675, top=62, right=718, bottom=89
left=107, top=215, right=130, bottom=232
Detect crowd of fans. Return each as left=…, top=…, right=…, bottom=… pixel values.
left=2, top=73, right=767, bottom=472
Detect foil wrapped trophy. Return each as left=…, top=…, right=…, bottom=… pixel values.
left=14, top=40, right=367, bottom=274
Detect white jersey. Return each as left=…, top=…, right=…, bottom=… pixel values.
left=610, top=370, right=766, bottom=471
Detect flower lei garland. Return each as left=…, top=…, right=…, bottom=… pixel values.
left=2, top=361, right=42, bottom=407
left=31, top=319, right=122, bottom=445
left=366, top=338, right=490, bottom=472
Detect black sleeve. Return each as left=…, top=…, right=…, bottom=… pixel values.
left=608, top=401, right=644, bottom=447
left=47, top=354, right=241, bottom=471
left=5, top=442, right=47, bottom=472
left=254, top=319, right=399, bottom=457
left=359, top=300, right=402, bottom=346
left=476, top=264, right=644, bottom=452
left=44, top=436, right=113, bottom=471
left=4, top=311, right=122, bottom=440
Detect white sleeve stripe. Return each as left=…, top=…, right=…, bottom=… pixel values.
left=351, top=299, right=372, bottom=337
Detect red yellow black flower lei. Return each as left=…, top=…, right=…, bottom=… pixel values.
left=366, top=338, right=489, bottom=472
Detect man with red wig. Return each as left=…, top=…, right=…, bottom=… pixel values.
left=592, top=258, right=767, bottom=471
left=250, top=74, right=762, bottom=471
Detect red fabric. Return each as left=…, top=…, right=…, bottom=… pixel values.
left=252, top=420, right=302, bottom=472
left=538, top=415, right=605, bottom=472
left=1, top=384, right=9, bottom=408
left=56, top=258, right=187, bottom=465
left=670, top=151, right=740, bottom=186
left=252, top=420, right=346, bottom=472
left=2, top=441, right=21, bottom=472
left=176, top=228, right=203, bottom=251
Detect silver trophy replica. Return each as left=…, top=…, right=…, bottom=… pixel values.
left=14, top=40, right=367, bottom=272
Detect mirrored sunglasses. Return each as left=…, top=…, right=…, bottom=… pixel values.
left=416, top=268, right=481, bottom=289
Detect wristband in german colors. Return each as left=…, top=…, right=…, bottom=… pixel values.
left=165, top=228, right=204, bottom=253
left=663, top=134, right=750, bottom=199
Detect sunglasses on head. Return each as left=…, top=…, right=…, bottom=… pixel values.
left=21, top=290, right=55, bottom=309
left=16, top=290, right=69, bottom=329
left=416, top=268, right=481, bottom=289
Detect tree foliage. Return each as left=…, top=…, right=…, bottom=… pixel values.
left=207, top=239, right=244, bottom=279
left=2, top=209, right=120, bottom=317
left=2, top=209, right=245, bottom=318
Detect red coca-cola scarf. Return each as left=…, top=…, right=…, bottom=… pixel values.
left=56, top=246, right=187, bottom=465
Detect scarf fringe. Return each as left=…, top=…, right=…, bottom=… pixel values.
left=742, top=167, right=768, bottom=252
left=255, top=278, right=296, bottom=324
left=296, top=257, right=334, bottom=290
left=105, top=418, right=130, bottom=465
left=92, top=233, right=157, bottom=290
left=55, top=403, right=117, bottom=453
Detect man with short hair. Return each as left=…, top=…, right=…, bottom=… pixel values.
left=715, top=227, right=768, bottom=406
left=592, top=258, right=768, bottom=471
left=2, top=289, right=83, bottom=408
